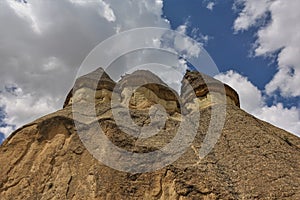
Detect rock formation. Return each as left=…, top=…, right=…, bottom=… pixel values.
left=63, top=68, right=116, bottom=108
left=0, top=68, right=299, bottom=200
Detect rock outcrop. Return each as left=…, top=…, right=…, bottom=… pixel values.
left=0, top=68, right=300, bottom=200
left=115, top=70, right=180, bottom=113
left=181, top=70, right=240, bottom=109
left=63, top=68, right=116, bottom=108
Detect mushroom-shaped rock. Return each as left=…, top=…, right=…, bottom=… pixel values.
left=115, top=70, right=180, bottom=113
left=63, top=68, right=116, bottom=108
left=181, top=70, right=240, bottom=109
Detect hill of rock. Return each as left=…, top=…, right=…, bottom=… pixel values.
left=0, top=68, right=299, bottom=200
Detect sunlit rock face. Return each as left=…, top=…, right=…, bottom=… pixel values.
left=1, top=67, right=300, bottom=200
left=63, top=68, right=116, bottom=108
left=114, top=70, right=180, bottom=114
left=64, top=68, right=240, bottom=113
left=181, top=70, right=240, bottom=110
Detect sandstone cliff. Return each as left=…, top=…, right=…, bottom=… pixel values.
left=0, top=68, right=299, bottom=200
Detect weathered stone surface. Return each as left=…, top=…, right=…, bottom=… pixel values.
left=182, top=70, right=240, bottom=108
left=0, top=68, right=300, bottom=200
left=115, top=70, right=180, bottom=113
left=63, top=68, right=116, bottom=108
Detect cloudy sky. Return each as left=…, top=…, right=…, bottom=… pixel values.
left=0, top=0, right=299, bottom=143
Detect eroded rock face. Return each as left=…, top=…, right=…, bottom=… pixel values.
left=182, top=70, right=240, bottom=110
left=64, top=69, right=240, bottom=113
left=1, top=68, right=300, bottom=200
left=115, top=70, right=180, bottom=113
left=63, top=68, right=116, bottom=108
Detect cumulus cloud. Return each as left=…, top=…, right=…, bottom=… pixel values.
left=0, top=126, right=15, bottom=139
left=0, top=0, right=170, bottom=138
left=0, top=85, right=57, bottom=130
left=69, top=0, right=116, bottom=22
left=206, top=2, right=215, bottom=11
left=214, top=70, right=264, bottom=113
left=234, top=0, right=300, bottom=97
left=173, top=24, right=202, bottom=58
left=233, top=0, right=272, bottom=32
left=7, top=0, right=41, bottom=33
left=215, top=70, right=300, bottom=137
left=258, top=103, right=300, bottom=135
left=202, top=0, right=216, bottom=11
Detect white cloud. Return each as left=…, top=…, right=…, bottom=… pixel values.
left=257, top=103, right=300, bottom=135
left=69, top=0, right=116, bottom=22
left=214, top=70, right=264, bottom=113
left=172, top=24, right=202, bottom=58
left=233, top=0, right=300, bottom=97
left=0, top=126, right=15, bottom=138
left=215, top=71, right=300, bottom=137
left=6, top=0, right=41, bottom=33
left=0, top=85, right=58, bottom=130
left=233, top=0, right=272, bottom=32
left=206, top=2, right=215, bottom=11
left=265, top=66, right=300, bottom=97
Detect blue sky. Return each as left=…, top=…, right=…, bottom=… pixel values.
left=164, top=0, right=276, bottom=89
left=0, top=107, right=6, bottom=143
left=0, top=0, right=299, bottom=143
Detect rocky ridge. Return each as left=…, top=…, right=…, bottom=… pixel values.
left=0, top=68, right=299, bottom=200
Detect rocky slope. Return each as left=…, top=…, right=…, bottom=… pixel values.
left=0, top=68, right=299, bottom=200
